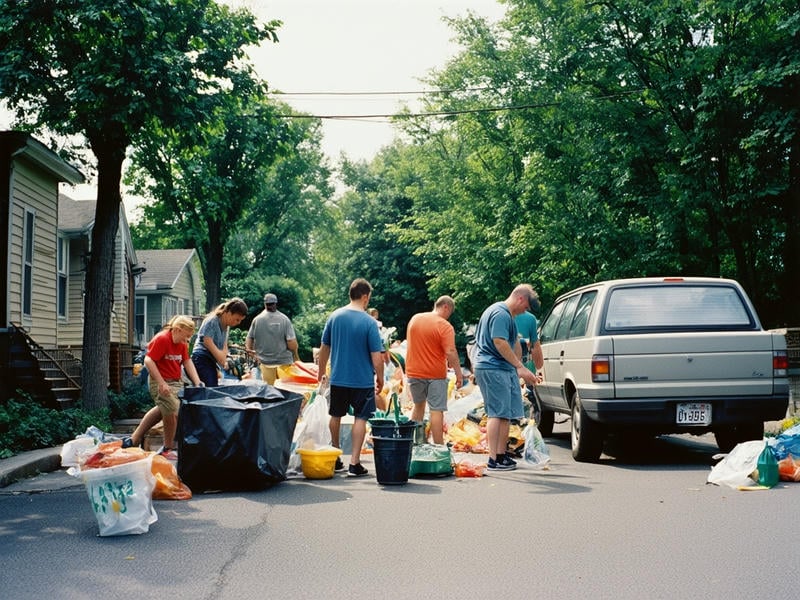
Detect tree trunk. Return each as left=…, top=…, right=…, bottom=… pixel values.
left=203, top=236, right=224, bottom=312
left=80, top=149, right=124, bottom=411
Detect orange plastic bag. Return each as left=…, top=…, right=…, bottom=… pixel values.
left=151, top=454, right=192, bottom=500
left=778, top=454, right=800, bottom=482
left=83, top=446, right=149, bottom=469
left=454, top=459, right=485, bottom=478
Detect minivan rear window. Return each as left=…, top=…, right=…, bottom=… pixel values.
left=604, top=284, right=754, bottom=331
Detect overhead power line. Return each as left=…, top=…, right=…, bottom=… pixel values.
left=269, top=86, right=496, bottom=97
left=274, top=89, right=644, bottom=121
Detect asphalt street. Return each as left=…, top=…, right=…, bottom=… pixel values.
left=1, top=420, right=798, bottom=600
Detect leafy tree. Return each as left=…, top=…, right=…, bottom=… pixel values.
left=390, top=0, right=798, bottom=326
left=127, top=87, right=290, bottom=310
left=338, top=149, right=432, bottom=337
left=219, top=114, right=337, bottom=299
left=0, top=0, right=279, bottom=408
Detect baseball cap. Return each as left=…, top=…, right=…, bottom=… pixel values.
left=264, top=293, right=278, bottom=304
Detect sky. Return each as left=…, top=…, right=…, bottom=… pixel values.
left=1, top=0, right=507, bottom=213
left=230, top=0, right=506, bottom=160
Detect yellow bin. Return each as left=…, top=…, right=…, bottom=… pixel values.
left=296, top=446, right=343, bottom=479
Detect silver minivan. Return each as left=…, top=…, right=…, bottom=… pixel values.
left=534, top=277, right=789, bottom=461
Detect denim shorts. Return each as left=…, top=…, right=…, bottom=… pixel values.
left=474, top=368, right=523, bottom=420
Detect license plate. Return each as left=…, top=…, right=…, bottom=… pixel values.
left=676, top=402, right=711, bottom=425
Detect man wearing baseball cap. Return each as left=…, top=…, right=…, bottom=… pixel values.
left=245, top=293, right=299, bottom=384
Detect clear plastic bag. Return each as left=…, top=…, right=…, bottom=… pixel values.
left=523, top=424, right=551, bottom=469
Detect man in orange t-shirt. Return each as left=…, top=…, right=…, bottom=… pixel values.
left=406, top=296, right=463, bottom=444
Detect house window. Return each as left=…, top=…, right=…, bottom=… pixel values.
left=163, top=297, right=178, bottom=324
left=57, top=236, right=68, bottom=318
left=22, top=209, right=35, bottom=316
left=135, top=296, right=146, bottom=340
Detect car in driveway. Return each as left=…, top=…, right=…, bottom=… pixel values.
left=533, top=277, right=790, bottom=462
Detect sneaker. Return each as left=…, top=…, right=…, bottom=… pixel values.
left=503, top=453, right=518, bottom=467
left=158, top=447, right=178, bottom=461
left=347, top=463, right=369, bottom=477
left=334, top=457, right=346, bottom=472
left=121, top=437, right=134, bottom=449
left=486, top=457, right=515, bottom=472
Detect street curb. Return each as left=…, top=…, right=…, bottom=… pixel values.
left=0, top=446, right=63, bottom=488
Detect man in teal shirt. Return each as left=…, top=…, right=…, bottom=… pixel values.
left=515, top=309, right=543, bottom=372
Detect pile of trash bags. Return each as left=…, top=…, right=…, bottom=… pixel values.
left=708, top=421, right=800, bottom=489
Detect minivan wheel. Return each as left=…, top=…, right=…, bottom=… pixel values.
left=571, top=390, right=604, bottom=462
left=531, top=388, right=554, bottom=436
left=714, top=422, right=765, bottom=453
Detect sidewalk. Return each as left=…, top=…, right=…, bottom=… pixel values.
left=0, top=446, right=63, bottom=488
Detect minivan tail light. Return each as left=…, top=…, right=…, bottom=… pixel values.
left=774, top=350, right=788, bottom=377
left=592, top=355, right=611, bottom=382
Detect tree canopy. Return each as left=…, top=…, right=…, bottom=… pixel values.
left=0, top=0, right=280, bottom=408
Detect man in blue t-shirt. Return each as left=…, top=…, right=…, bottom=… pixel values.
left=473, top=284, right=541, bottom=472
left=317, top=278, right=385, bottom=477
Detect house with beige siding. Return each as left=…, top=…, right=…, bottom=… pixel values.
left=134, top=248, right=205, bottom=346
left=1, top=132, right=84, bottom=404
left=57, top=194, right=140, bottom=348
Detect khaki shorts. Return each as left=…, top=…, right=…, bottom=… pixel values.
left=148, top=379, right=183, bottom=416
left=259, top=363, right=292, bottom=385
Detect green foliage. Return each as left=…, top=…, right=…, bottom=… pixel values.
left=293, top=309, right=329, bottom=362
left=376, top=0, right=799, bottom=328
left=0, top=0, right=281, bottom=409
left=0, top=396, right=111, bottom=459
left=222, top=275, right=305, bottom=327
left=338, top=150, right=434, bottom=337
left=107, top=381, right=153, bottom=422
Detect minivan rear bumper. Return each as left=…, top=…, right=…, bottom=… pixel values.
left=580, top=395, right=789, bottom=427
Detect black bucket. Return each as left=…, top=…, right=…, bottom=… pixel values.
left=369, top=418, right=418, bottom=439
left=372, top=435, right=414, bottom=485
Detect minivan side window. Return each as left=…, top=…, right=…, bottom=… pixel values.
left=569, top=291, right=597, bottom=338
left=539, top=300, right=567, bottom=343
left=554, top=295, right=581, bottom=341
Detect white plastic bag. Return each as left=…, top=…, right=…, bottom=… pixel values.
left=60, top=436, right=99, bottom=468
left=287, top=392, right=332, bottom=473
left=707, top=439, right=765, bottom=489
left=78, top=454, right=158, bottom=536
left=523, top=424, right=551, bottom=469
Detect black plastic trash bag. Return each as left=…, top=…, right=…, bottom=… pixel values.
left=177, top=382, right=303, bottom=492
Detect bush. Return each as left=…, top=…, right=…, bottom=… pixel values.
left=293, top=309, right=328, bottom=362
left=107, top=380, right=152, bottom=421
left=0, top=393, right=111, bottom=459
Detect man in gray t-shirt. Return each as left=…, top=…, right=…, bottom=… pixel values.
left=245, top=293, right=299, bottom=384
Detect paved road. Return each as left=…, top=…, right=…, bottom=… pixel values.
left=1, top=421, right=797, bottom=599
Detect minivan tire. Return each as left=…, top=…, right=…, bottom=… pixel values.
left=531, top=387, right=554, bottom=436
left=571, top=389, right=604, bottom=462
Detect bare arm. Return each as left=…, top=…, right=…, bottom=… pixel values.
left=531, top=340, right=544, bottom=371
left=445, top=348, right=463, bottom=387
left=371, top=351, right=385, bottom=396
left=183, top=358, right=202, bottom=386
left=203, top=335, right=227, bottom=366
left=144, top=355, right=171, bottom=398
left=492, top=337, right=538, bottom=386
left=317, top=344, right=331, bottom=383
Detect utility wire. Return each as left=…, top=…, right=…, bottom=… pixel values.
left=269, top=86, right=496, bottom=97
left=275, top=89, right=644, bottom=121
